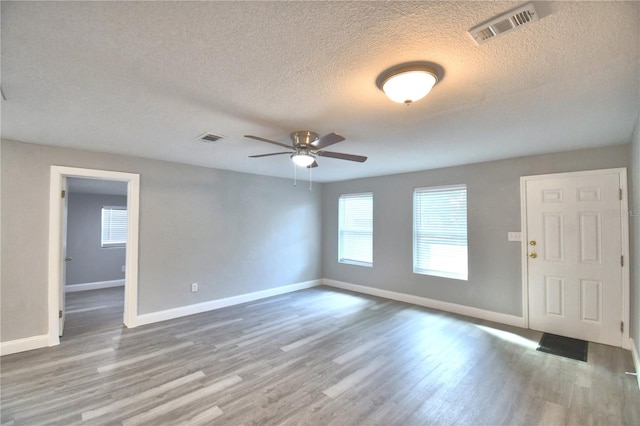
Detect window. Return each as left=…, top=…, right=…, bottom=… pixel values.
left=101, top=206, right=128, bottom=248
left=414, top=185, right=468, bottom=280
left=338, top=192, right=373, bottom=266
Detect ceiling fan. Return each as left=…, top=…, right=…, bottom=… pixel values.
left=244, top=131, right=367, bottom=168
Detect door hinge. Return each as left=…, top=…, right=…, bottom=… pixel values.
left=621, top=321, right=624, bottom=333
left=61, top=190, right=66, bottom=199
left=59, top=310, right=63, bottom=318
left=621, top=255, right=624, bottom=267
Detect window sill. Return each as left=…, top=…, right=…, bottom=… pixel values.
left=413, top=269, right=467, bottom=281
left=339, top=259, right=373, bottom=268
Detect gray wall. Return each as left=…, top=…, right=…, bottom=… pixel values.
left=1, top=139, right=322, bottom=342
left=631, top=112, right=640, bottom=356
left=322, top=145, right=630, bottom=317
left=1, top=137, right=635, bottom=347
left=66, top=193, right=127, bottom=286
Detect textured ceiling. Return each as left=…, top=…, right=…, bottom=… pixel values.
left=2, top=1, right=639, bottom=182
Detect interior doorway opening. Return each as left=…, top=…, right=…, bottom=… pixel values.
left=62, top=178, right=128, bottom=339
left=48, top=166, right=140, bottom=347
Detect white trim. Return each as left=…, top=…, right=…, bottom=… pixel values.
left=619, top=168, right=631, bottom=349
left=323, top=279, right=525, bottom=328
left=124, top=172, right=140, bottom=328
left=0, top=334, right=50, bottom=356
left=520, top=178, right=530, bottom=328
left=65, top=279, right=125, bottom=293
left=630, top=338, right=640, bottom=390
left=136, top=280, right=321, bottom=327
left=49, top=166, right=141, bottom=346
left=520, top=168, right=630, bottom=349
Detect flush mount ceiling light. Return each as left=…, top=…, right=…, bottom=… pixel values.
left=377, top=64, right=440, bottom=106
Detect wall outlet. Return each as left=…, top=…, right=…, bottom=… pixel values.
left=507, top=232, right=522, bottom=242
left=191, top=282, right=198, bottom=293
left=122, top=265, right=126, bottom=272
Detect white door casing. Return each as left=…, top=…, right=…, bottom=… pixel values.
left=59, top=177, right=68, bottom=336
left=521, top=168, right=630, bottom=348
left=48, top=166, right=140, bottom=347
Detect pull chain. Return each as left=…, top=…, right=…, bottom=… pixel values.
left=292, top=163, right=313, bottom=191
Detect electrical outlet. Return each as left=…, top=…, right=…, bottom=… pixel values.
left=191, top=282, right=198, bottom=293
left=122, top=265, right=126, bottom=272
left=507, top=232, right=522, bottom=242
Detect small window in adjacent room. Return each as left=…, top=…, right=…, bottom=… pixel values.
left=338, top=192, right=373, bottom=267
left=413, top=185, right=468, bottom=280
left=101, top=206, right=128, bottom=248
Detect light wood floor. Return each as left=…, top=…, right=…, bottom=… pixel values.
left=1, top=286, right=638, bottom=425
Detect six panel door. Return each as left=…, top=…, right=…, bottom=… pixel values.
left=525, top=172, right=623, bottom=346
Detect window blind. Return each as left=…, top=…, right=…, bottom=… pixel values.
left=414, top=185, right=468, bottom=280
left=101, top=206, right=128, bottom=247
left=338, top=193, right=373, bottom=266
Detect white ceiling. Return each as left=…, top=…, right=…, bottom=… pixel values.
left=2, top=1, right=638, bottom=182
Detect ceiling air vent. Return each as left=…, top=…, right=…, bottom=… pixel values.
left=468, top=2, right=539, bottom=45
left=197, top=132, right=225, bottom=143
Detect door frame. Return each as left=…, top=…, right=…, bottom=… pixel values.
left=520, top=167, right=630, bottom=349
left=48, top=166, right=140, bottom=346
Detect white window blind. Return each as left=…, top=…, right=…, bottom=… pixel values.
left=101, top=206, right=128, bottom=248
left=338, top=192, right=373, bottom=266
left=413, top=185, right=468, bottom=280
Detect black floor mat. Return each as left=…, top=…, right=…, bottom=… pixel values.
left=537, top=333, right=588, bottom=362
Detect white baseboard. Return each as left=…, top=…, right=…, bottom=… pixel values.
left=631, top=338, right=640, bottom=390
left=323, top=279, right=526, bottom=328
left=136, top=279, right=322, bottom=327
left=1, top=334, right=50, bottom=356
left=65, top=279, right=125, bottom=292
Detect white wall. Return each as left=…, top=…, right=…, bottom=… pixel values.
left=322, top=145, right=630, bottom=317
left=1, top=139, right=322, bottom=342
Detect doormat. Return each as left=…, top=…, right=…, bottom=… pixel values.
left=536, top=333, right=588, bottom=362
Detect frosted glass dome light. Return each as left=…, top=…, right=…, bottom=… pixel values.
left=378, top=65, right=439, bottom=106
left=291, top=153, right=315, bottom=167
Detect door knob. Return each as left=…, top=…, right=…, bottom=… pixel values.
left=529, top=252, right=537, bottom=259
left=529, top=240, right=537, bottom=246
left=65, top=257, right=72, bottom=262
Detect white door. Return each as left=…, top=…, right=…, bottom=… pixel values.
left=524, top=170, right=625, bottom=346
left=59, top=177, right=69, bottom=336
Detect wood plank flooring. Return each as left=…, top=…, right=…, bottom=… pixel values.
left=1, top=286, right=639, bottom=425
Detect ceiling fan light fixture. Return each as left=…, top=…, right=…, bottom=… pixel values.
left=378, top=65, right=439, bottom=105
left=291, top=153, right=315, bottom=167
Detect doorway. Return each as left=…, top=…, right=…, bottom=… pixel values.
left=521, top=168, right=630, bottom=348
left=63, top=178, right=128, bottom=338
left=48, top=166, right=140, bottom=347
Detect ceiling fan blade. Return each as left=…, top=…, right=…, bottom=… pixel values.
left=307, top=160, right=319, bottom=168
left=249, top=152, right=292, bottom=158
left=317, top=150, right=367, bottom=163
left=244, top=135, right=292, bottom=149
left=311, top=132, right=345, bottom=150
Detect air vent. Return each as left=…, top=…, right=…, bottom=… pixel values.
left=197, top=132, right=225, bottom=143
left=468, top=3, right=539, bottom=45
